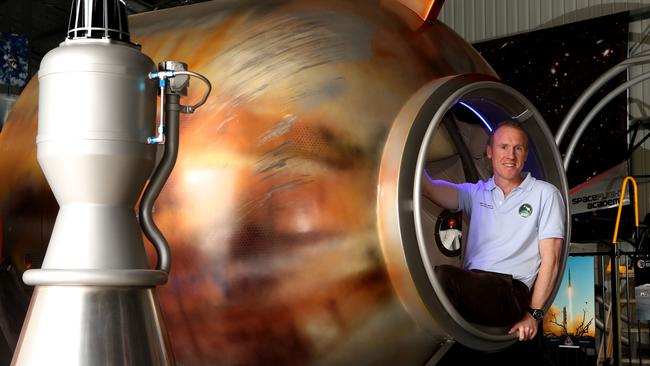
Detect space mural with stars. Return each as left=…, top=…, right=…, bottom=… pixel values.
left=475, top=12, right=634, bottom=241
left=0, top=32, right=28, bottom=88
left=474, top=12, right=629, bottom=189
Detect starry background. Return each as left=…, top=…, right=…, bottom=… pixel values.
left=0, top=32, right=28, bottom=87
left=474, top=13, right=634, bottom=242
left=474, top=12, right=629, bottom=189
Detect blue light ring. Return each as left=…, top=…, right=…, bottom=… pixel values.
left=458, top=101, right=493, bottom=132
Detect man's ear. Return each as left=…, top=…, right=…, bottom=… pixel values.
left=486, top=145, right=492, bottom=160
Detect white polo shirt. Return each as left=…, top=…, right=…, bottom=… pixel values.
left=456, top=173, right=565, bottom=288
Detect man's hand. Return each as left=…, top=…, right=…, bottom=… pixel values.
left=508, top=312, right=538, bottom=341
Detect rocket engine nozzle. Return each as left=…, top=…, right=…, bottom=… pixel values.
left=11, top=1, right=180, bottom=365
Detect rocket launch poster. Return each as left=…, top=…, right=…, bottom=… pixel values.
left=543, top=256, right=596, bottom=351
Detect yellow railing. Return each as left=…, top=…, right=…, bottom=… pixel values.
left=612, top=176, right=639, bottom=244
left=604, top=176, right=640, bottom=363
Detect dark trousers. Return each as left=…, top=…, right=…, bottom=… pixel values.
left=434, top=264, right=531, bottom=327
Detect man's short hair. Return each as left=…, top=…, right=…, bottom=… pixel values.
left=487, top=120, right=529, bottom=149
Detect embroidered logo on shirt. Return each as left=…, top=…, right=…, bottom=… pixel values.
left=519, top=203, right=533, bottom=218
left=480, top=202, right=494, bottom=209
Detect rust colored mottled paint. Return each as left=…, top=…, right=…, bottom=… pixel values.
left=0, top=1, right=494, bottom=365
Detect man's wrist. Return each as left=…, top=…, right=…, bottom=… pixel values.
left=527, top=307, right=544, bottom=322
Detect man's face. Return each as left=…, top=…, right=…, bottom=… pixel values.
left=485, top=126, right=528, bottom=183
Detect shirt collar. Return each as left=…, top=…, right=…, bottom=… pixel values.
left=518, top=172, right=536, bottom=192
left=486, top=176, right=497, bottom=191
left=486, top=172, right=535, bottom=192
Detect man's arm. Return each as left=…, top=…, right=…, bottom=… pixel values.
left=530, top=238, right=563, bottom=309
left=508, top=237, right=563, bottom=341
left=421, top=171, right=459, bottom=211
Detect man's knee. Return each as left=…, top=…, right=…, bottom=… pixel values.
left=434, top=265, right=466, bottom=303
left=434, top=265, right=459, bottom=286
left=512, top=279, right=531, bottom=313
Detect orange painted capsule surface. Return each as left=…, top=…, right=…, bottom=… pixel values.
left=0, top=1, right=570, bottom=365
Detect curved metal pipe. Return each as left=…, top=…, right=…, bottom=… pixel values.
left=139, top=93, right=180, bottom=273
left=173, top=70, right=212, bottom=113
left=562, top=71, right=650, bottom=170
left=555, top=54, right=650, bottom=146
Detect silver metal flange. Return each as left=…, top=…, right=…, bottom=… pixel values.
left=23, top=269, right=168, bottom=286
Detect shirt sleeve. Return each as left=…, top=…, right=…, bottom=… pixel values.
left=456, top=182, right=475, bottom=216
left=538, top=187, right=566, bottom=241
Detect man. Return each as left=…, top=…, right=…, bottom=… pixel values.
left=421, top=120, right=565, bottom=341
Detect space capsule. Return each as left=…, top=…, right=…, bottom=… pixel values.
left=0, top=0, right=570, bottom=365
